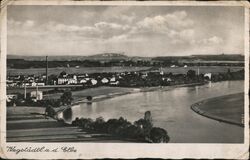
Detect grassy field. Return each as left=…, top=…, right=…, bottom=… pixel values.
left=7, top=106, right=135, bottom=142
left=191, top=93, right=244, bottom=126
left=43, top=86, right=137, bottom=102
left=160, top=66, right=243, bottom=74
left=7, top=66, right=151, bottom=76
left=7, top=66, right=243, bottom=76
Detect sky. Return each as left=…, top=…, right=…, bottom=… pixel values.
left=7, top=5, right=245, bottom=57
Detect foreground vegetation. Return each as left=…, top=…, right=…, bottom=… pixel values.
left=71, top=111, right=170, bottom=143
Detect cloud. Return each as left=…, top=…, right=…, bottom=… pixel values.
left=8, top=19, right=42, bottom=36
left=206, top=36, right=223, bottom=44
left=120, top=14, right=136, bottom=23
left=136, top=11, right=194, bottom=34
left=8, top=7, right=240, bottom=56
left=8, top=19, right=35, bottom=28
left=8, top=10, right=195, bottom=42
left=94, top=21, right=130, bottom=31
left=101, top=6, right=136, bottom=23
left=193, top=36, right=224, bottom=45
left=131, top=10, right=196, bottom=45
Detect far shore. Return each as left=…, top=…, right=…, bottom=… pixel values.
left=191, top=92, right=244, bottom=127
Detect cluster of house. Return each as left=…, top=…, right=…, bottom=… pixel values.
left=7, top=71, right=131, bottom=87
left=7, top=68, right=213, bottom=88
left=57, top=71, right=120, bottom=86
left=7, top=74, right=46, bottom=87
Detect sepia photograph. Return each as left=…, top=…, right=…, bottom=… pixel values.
left=0, top=0, right=249, bottom=159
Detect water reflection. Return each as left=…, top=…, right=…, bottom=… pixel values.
left=195, top=86, right=199, bottom=95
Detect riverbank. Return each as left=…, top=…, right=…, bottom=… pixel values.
left=55, top=82, right=206, bottom=114
left=191, top=93, right=244, bottom=127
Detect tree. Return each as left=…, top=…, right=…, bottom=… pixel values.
left=59, top=71, right=67, bottom=77
left=60, top=91, right=73, bottom=105
left=134, top=111, right=153, bottom=137
left=48, top=74, right=58, bottom=85
left=187, top=70, right=196, bottom=79
left=86, top=96, right=93, bottom=101
left=149, top=127, right=170, bottom=143
left=45, top=105, right=56, bottom=118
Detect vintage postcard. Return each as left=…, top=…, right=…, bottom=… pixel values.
left=0, top=0, right=249, bottom=159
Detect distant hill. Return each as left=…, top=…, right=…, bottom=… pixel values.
left=86, top=53, right=128, bottom=61
left=7, top=53, right=129, bottom=61
left=7, top=53, right=244, bottom=62
left=152, top=54, right=244, bottom=62
left=190, top=54, right=244, bottom=61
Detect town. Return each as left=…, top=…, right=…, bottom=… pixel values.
left=7, top=63, right=244, bottom=105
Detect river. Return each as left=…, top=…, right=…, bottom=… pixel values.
left=60, top=80, right=244, bottom=143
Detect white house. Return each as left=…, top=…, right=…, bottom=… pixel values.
left=101, top=78, right=109, bottom=84
left=204, top=73, right=212, bottom=80
left=37, top=82, right=45, bottom=86
left=91, top=79, right=98, bottom=85
left=79, top=79, right=87, bottom=84
left=141, top=73, right=148, bottom=79
left=57, top=74, right=77, bottom=85
left=6, top=94, right=18, bottom=102
left=110, top=81, right=119, bottom=85
left=67, top=78, right=77, bottom=84
left=30, top=91, right=43, bottom=100
left=171, top=65, right=176, bottom=68
left=57, top=78, right=68, bottom=85
left=110, top=77, right=116, bottom=82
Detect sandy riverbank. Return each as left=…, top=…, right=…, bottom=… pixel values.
left=191, top=93, right=244, bottom=127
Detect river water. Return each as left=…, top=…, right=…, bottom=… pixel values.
left=61, top=80, right=244, bottom=143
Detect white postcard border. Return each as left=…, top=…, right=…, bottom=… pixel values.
left=0, top=1, right=249, bottom=159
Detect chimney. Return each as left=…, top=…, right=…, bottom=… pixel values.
left=46, top=56, right=48, bottom=85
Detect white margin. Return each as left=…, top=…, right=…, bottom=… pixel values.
left=0, top=1, right=249, bottom=159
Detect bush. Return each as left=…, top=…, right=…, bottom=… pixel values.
left=70, top=112, right=170, bottom=143
left=92, top=117, right=106, bottom=132
left=60, top=91, right=73, bottom=105
left=123, top=125, right=144, bottom=139
left=149, top=127, right=170, bottom=143
left=45, top=105, right=56, bottom=118
left=106, top=117, right=129, bottom=134
left=86, top=96, right=93, bottom=101
left=80, top=118, right=94, bottom=130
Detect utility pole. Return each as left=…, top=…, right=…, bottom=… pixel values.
left=24, top=83, right=26, bottom=99
left=36, top=84, right=38, bottom=100
left=46, top=56, right=48, bottom=85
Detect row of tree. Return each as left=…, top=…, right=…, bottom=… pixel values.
left=71, top=111, right=169, bottom=143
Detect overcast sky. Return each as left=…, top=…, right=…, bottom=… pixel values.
left=7, top=5, right=244, bottom=57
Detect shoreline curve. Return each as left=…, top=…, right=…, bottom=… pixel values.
left=191, top=93, right=244, bottom=127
